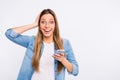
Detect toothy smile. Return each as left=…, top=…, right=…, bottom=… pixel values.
left=44, top=29, right=52, bottom=32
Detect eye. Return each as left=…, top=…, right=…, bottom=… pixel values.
left=49, top=21, right=55, bottom=24
left=41, top=21, right=46, bottom=24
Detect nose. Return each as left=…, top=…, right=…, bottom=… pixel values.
left=45, top=22, right=50, bottom=28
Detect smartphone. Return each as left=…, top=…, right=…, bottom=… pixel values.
left=55, top=50, right=65, bottom=54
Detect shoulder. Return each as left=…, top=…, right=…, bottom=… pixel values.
left=29, top=36, right=36, bottom=45
left=62, top=38, right=69, bottom=43
left=62, top=38, right=71, bottom=48
left=30, top=36, right=36, bottom=41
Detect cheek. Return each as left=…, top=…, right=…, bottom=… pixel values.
left=51, top=27, right=55, bottom=33
left=52, top=26, right=55, bottom=30
left=39, top=26, right=44, bottom=30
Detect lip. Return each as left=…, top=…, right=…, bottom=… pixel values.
left=43, top=29, right=52, bottom=33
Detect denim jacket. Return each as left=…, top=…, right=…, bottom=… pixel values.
left=5, top=29, right=79, bottom=80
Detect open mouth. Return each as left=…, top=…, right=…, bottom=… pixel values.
left=44, top=29, right=52, bottom=33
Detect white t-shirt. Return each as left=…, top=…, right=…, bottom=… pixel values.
left=31, top=42, right=55, bottom=80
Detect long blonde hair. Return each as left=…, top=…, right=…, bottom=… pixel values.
left=32, top=9, right=64, bottom=73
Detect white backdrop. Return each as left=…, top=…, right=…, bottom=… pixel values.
left=0, top=0, right=120, bottom=80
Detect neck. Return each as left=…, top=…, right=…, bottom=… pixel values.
left=43, top=36, right=53, bottom=43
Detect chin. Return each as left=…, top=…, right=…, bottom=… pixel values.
left=44, top=34, right=51, bottom=38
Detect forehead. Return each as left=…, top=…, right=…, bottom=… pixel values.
left=41, top=14, right=54, bottom=20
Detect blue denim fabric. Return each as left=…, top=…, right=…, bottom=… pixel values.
left=5, top=29, right=79, bottom=80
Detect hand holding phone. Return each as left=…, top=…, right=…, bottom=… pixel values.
left=55, top=50, right=65, bottom=54
left=53, top=49, right=66, bottom=62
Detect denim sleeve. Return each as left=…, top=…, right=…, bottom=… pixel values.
left=5, top=29, right=33, bottom=48
left=64, top=39, right=79, bottom=76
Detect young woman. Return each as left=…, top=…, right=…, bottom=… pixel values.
left=5, top=9, right=79, bottom=80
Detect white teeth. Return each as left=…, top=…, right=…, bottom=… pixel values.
left=45, top=30, right=50, bottom=32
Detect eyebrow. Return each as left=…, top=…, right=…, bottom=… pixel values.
left=41, top=19, right=54, bottom=21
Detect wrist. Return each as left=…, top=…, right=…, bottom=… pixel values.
left=60, top=57, right=66, bottom=63
left=31, top=23, right=38, bottom=28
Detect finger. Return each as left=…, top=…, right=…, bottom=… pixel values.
left=59, top=53, right=65, bottom=56
left=54, top=54, right=61, bottom=57
left=53, top=55, right=60, bottom=60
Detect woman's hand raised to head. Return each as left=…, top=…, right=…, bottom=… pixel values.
left=33, top=13, right=40, bottom=28
left=12, top=13, right=40, bottom=34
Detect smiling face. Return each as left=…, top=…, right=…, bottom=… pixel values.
left=40, top=13, right=55, bottom=40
